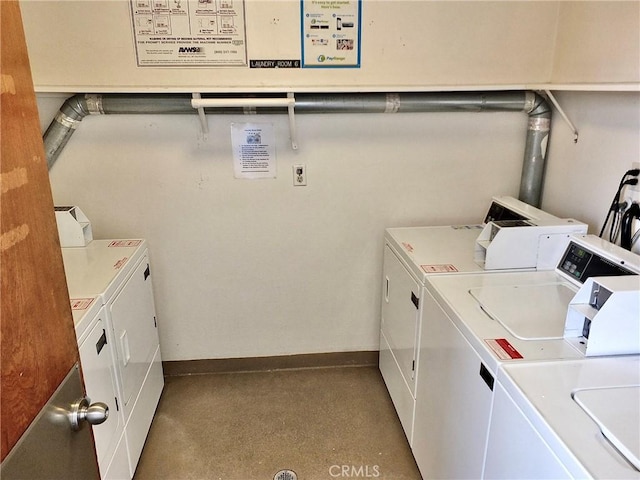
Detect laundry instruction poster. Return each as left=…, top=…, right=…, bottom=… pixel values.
left=130, top=0, right=247, bottom=67
left=231, top=123, right=277, bottom=179
left=301, top=0, right=362, bottom=68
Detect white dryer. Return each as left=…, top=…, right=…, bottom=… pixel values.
left=380, top=196, right=587, bottom=444
left=485, top=356, right=640, bottom=479
left=63, top=239, right=164, bottom=479
left=412, top=235, right=639, bottom=479
left=72, top=296, right=130, bottom=480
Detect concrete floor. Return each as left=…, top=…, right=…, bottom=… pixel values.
left=133, top=366, right=421, bottom=480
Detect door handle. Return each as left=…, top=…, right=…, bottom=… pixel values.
left=68, top=397, right=109, bottom=431
left=120, top=330, right=131, bottom=366
left=385, top=276, right=390, bottom=303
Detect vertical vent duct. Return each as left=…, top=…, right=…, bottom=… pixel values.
left=43, top=91, right=551, bottom=206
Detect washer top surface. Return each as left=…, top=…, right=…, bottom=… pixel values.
left=383, top=196, right=587, bottom=284
left=62, top=239, right=147, bottom=304
left=499, top=357, right=640, bottom=479
left=385, top=225, right=488, bottom=283
left=425, top=271, right=583, bottom=373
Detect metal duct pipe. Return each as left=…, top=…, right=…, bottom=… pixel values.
left=519, top=93, right=552, bottom=206
left=43, top=94, right=194, bottom=169
left=295, top=91, right=533, bottom=113
left=43, top=91, right=551, bottom=206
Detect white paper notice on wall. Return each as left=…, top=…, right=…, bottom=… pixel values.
left=231, top=123, right=277, bottom=179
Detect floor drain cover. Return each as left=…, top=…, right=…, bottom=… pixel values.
left=274, top=469, right=297, bottom=480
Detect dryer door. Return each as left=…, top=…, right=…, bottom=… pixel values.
left=109, top=254, right=160, bottom=417
left=79, top=311, right=128, bottom=476
left=381, top=245, right=421, bottom=393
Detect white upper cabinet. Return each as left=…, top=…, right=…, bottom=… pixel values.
left=19, top=0, right=638, bottom=92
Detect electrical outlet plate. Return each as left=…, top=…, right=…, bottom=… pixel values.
left=293, top=164, right=306, bottom=186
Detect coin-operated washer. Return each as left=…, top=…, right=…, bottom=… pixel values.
left=482, top=275, right=640, bottom=479
left=485, top=354, right=640, bottom=479
left=380, top=196, right=586, bottom=446
left=411, top=235, right=639, bottom=480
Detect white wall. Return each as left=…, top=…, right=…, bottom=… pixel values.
left=41, top=91, right=640, bottom=361
left=542, top=91, right=640, bottom=244
left=39, top=92, right=640, bottom=360
left=41, top=96, right=528, bottom=360
left=552, top=2, right=640, bottom=85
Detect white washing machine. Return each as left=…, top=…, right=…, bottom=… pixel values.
left=380, top=196, right=587, bottom=444
left=72, top=296, right=130, bottom=480
left=412, top=235, right=640, bottom=479
left=63, top=239, right=164, bottom=479
left=485, top=356, right=640, bottom=479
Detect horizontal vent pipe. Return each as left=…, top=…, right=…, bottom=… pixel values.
left=43, top=91, right=551, bottom=206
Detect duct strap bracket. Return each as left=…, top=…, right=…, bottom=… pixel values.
left=544, top=90, right=579, bottom=143
left=287, top=92, right=298, bottom=150
left=190, top=93, right=299, bottom=150
left=192, top=93, right=209, bottom=139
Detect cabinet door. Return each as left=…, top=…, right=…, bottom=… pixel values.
left=78, top=312, right=127, bottom=476
left=381, top=245, right=421, bottom=393
left=109, top=254, right=160, bottom=417
left=413, top=289, right=494, bottom=480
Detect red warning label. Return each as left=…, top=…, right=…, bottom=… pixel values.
left=485, top=338, right=524, bottom=360
left=108, top=240, right=142, bottom=248
left=113, top=257, right=128, bottom=270
left=402, top=242, right=414, bottom=253
left=421, top=264, right=459, bottom=273
left=70, top=298, right=95, bottom=311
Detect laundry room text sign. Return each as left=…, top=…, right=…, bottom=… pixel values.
left=130, top=0, right=247, bottom=67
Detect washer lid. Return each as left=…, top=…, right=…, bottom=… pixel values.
left=573, top=386, right=640, bottom=470
left=469, top=283, right=575, bottom=340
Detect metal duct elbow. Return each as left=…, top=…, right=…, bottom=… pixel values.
left=525, top=91, right=552, bottom=118
left=519, top=92, right=552, bottom=207
left=44, top=94, right=91, bottom=170
left=44, top=94, right=195, bottom=169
